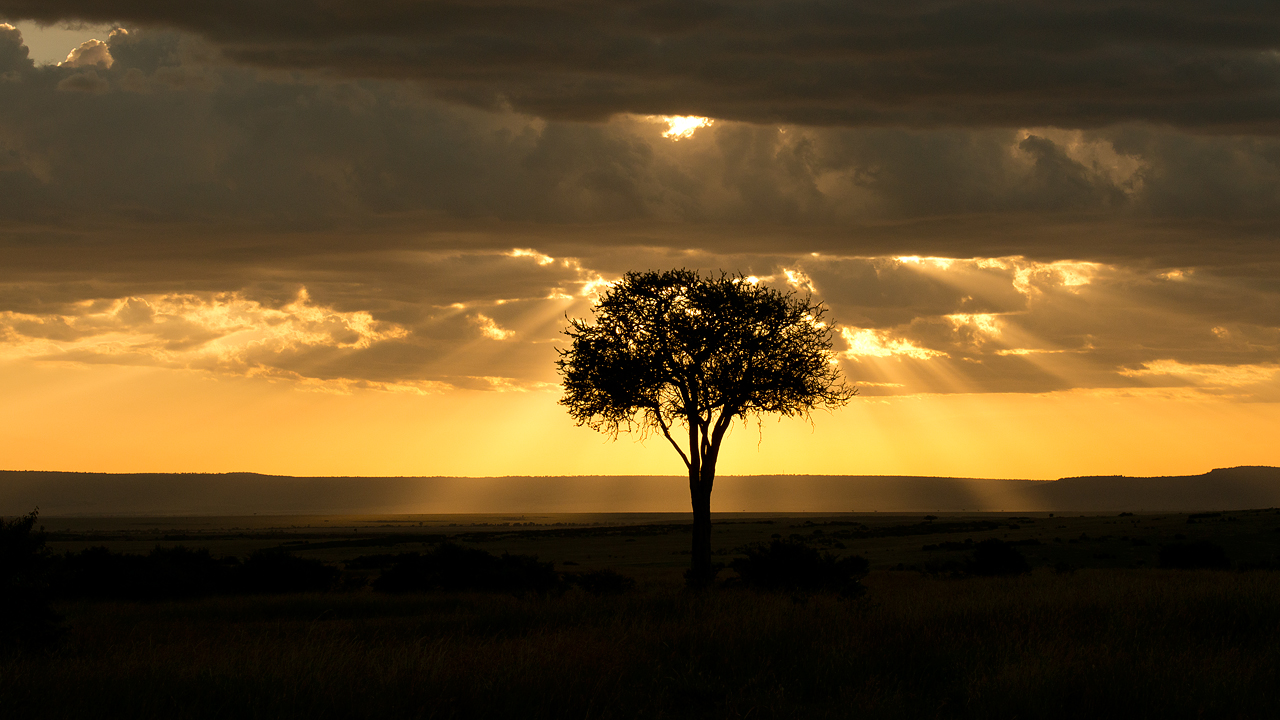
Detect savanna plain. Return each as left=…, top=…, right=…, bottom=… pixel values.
left=6, top=509, right=1280, bottom=719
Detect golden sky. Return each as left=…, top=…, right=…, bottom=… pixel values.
left=1, top=9, right=1278, bottom=481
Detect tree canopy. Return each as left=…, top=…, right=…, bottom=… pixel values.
left=557, top=269, right=855, bottom=585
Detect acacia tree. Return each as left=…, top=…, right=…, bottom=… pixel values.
left=556, top=269, right=855, bottom=586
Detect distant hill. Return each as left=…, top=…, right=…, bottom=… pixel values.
left=2, top=467, right=1278, bottom=516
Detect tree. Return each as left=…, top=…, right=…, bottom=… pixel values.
left=1, top=509, right=61, bottom=648
left=556, top=269, right=855, bottom=586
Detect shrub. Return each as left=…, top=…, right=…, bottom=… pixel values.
left=566, top=568, right=636, bottom=595
left=52, top=545, right=236, bottom=600
left=237, top=549, right=339, bottom=594
left=0, top=509, right=61, bottom=649
left=967, top=539, right=1032, bottom=576
left=730, top=539, right=868, bottom=595
left=147, top=546, right=235, bottom=598
left=1159, top=541, right=1230, bottom=570
left=373, top=543, right=562, bottom=594
left=50, top=546, right=145, bottom=599
left=52, top=546, right=339, bottom=598
left=345, top=553, right=421, bottom=571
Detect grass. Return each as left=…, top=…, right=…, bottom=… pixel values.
left=38, top=508, right=1280, bottom=576
left=6, top=569, right=1280, bottom=719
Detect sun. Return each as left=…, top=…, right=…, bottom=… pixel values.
left=653, top=115, right=714, bottom=140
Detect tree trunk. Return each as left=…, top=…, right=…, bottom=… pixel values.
left=688, top=475, right=713, bottom=588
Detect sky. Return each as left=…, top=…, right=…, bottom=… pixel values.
left=0, top=2, right=1278, bottom=481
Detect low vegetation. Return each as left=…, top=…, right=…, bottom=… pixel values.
left=1159, top=540, right=1232, bottom=570
left=50, top=545, right=339, bottom=600
left=730, top=538, right=868, bottom=595
left=371, top=543, right=561, bottom=594
left=0, top=510, right=60, bottom=650
left=966, top=538, right=1033, bottom=576
left=4, top=508, right=1280, bottom=717
left=4, top=571, right=1280, bottom=718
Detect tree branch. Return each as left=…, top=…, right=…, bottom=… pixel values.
left=654, top=411, right=692, bottom=470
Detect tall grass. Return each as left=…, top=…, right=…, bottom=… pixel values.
left=4, top=570, right=1279, bottom=718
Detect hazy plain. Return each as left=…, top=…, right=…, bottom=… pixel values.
left=37, top=507, right=1280, bottom=580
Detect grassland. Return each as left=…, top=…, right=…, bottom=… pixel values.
left=6, top=510, right=1280, bottom=718
left=34, top=507, right=1280, bottom=576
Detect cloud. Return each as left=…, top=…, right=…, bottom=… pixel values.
left=4, top=1, right=1280, bottom=132
left=0, top=21, right=30, bottom=72
left=0, top=31, right=1278, bottom=267
left=470, top=313, right=515, bottom=341
left=793, top=254, right=1280, bottom=397
left=60, top=36, right=111, bottom=67
left=0, top=249, right=1274, bottom=400
left=0, top=288, right=426, bottom=389
left=0, top=249, right=623, bottom=390
left=1119, top=359, right=1280, bottom=390
left=55, top=67, right=108, bottom=91
left=841, top=327, right=947, bottom=360
left=0, top=18, right=1275, bottom=403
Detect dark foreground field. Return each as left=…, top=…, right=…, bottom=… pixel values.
left=7, top=572, right=1280, bottom=719
left=6, top=510, right=1280, bottom=718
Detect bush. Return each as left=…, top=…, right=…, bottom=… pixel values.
left=51, top=546, right=336, bottom=599
left=148, top=546, right=236, bottom=598
left=967, top=539, right=1032, bottom=576
left=373, top=543, right=562, bottom=594
left=50, top=546, right=145, bottom=599
left=345, top=553, right=420, bottom=571
left=730, top=539, right=868, bottom=595
left=566, top=568, right=636, bottom=595
left=237, top=549, right=339, bottom=594
left=1159, top=541, right=1230, bottom=570
left=52, top=545, right=236, bottom=600
left=0, top=509, right=61, bottom=649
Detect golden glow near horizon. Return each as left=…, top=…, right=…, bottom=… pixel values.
left=1, top=250, right=1277, bottom=495
left=0, top=359, right=1276, bottom=487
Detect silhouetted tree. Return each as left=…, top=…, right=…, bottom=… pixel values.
left=557, top=269, right=855, bottom=586
left=1, top=509, right=61, bottom=649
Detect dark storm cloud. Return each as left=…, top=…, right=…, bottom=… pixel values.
left=4, top=1, right=1280, bottom=131
left=0, top=21, right=1277, bottom=397
left=0, top=20, right=27, bottom=70
left=1, top=26, right=1278, bottom=264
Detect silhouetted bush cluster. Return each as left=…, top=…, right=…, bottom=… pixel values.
left=967, top=539, right=1032, bottom=576
left=53, top=546, right=226, bottom=600
left=730, top=539, right=868, bottom=595
left=344, top=552, right=418, bottom=571
left=564, top=568, right=636, bottom=595
left=1159, top=541, right=1231, bottom=570
left=43, top=541, right=627, bottom=601
left=240, top=549, right=342, bottom=593
left=48, top=546, right=338, bottom=600
left=370, top=543, right=563, bottom=594
left=1, top=510, right=61, bottom=650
